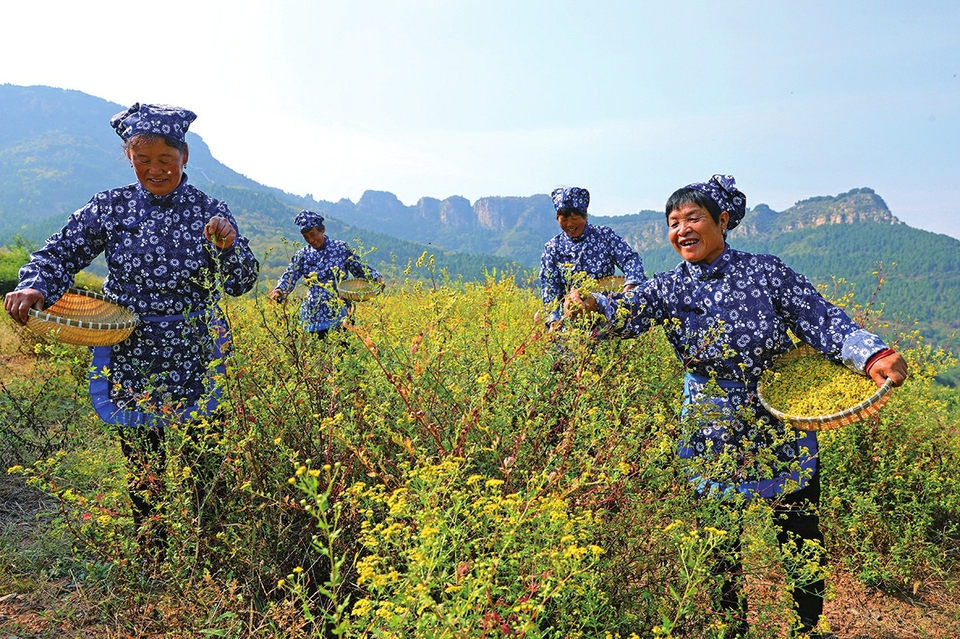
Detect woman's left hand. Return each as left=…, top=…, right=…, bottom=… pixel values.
left=205, top=216, right=237, bottom=250
left=867, top=351, right=908, bottom=387
left=563, top=289, right=598, bottom=319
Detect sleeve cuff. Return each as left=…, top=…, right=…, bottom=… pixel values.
left=840, top=329, right=889, bottom=372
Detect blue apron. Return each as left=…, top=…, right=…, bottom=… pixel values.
left=88, top=311, right=227, bottom=427
left=680, top=372, right=817, bottom=499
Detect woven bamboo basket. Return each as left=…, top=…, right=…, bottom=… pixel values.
left=758, top=343, right=893, bottom=431
left=336, top=279, right=384, bottom=302
left=595, top=275, right=626, bottom=292
left=26, top=289, right=139, bottom=347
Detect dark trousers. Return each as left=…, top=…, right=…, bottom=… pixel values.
left=717, top=472, right=825, bottom=636
left=119, top=427, right=167, bottom=552
left=118, top=419, right=224, bottom=554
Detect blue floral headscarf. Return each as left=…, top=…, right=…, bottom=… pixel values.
left=551, top=187, right=590, bottom=214
left=685, top=174, right=747, bottom=230
left=110, top=103, right=197, bottom=143
left=295, top=210, right=325, bottom=232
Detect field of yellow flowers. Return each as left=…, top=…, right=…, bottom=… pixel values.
left=1, top=269, right=959, bottom=637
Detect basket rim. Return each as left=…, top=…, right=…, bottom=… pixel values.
left=595, top=275, right=626, bottom=289
left=757, top=342, right=893, bottom=428
left=26, top=288, right=139, bottom=331
left=336, top=278, right=382, bottom=289
left=335, top=278, right=384, bottom=299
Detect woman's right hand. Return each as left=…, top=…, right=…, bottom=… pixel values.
left=4, top=288, right=45, bottom=326
left=268, top=288, right=286, bottom=303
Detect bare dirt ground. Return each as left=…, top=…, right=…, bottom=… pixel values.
left=823, top=571, right=960, bottom=639
left=1, top=474, right=957, bottom=638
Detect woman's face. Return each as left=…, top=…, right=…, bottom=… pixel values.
left=557, top=210, right=587, bottom=238
left=302, top=226, right=326, bottom=249
left=667, top=201, right=729, bottom=264
left=127, top=136, right=188, bottom=197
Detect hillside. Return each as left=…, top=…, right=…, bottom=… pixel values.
left=0, top=84, right=522, bottom=282
left=1, top=83, right=958, bottom=360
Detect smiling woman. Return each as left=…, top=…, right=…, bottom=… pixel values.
left=668, top=201, right=729, bottom=264
left=3, top=102, right=260, bottom=555
left=127, top=136, right=189, bottom=197
left=566, top=173, right=908, bottom=637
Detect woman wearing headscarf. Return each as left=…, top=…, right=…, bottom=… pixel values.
left=538, top=186, right=645, bottom=329
left=567, top=175, right=907, bottom=638
left=269, top=210, right=382, bottom=338
left=4, top=103, right=260, bottom=551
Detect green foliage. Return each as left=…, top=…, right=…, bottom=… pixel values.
left=1, top=261, right=959, bottom=636
left=0, top=325, right=89, bottom=470
left=820, top=336, right=960, bottom=587
left=334, top=459, right=614, bottom=637
left=0, top=242, right=31, bottom=295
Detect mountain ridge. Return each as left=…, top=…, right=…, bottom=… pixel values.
left=1, top=84, right=958, bottom=367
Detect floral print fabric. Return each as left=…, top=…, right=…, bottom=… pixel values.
left=110, top=103, right=197, bottom=144
left=16, top=177, right=259, bottom=416
left=275, top=238, right=380, bottom=332
left=294, top=209, right=325, bottom=231
left=539, top=223, right=645, bottom=324
left=595, top=245, right=887, bottom=497
left=684, top=174, right=747, bottom=229
left=550, top=186, right=590, bottom=212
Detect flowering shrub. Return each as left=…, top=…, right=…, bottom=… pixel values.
left=2, top=267, right=959, bottom=636
left=819, top=335, right=960, bottom=587
left=337, top=458, right=613, bottom=637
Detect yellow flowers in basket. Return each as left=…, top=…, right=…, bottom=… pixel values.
left=758, top=343, right=893, bottom=431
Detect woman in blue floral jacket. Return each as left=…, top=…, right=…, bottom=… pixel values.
left=5, top=103, right=260, bottom=550
left=539, top=186, right=645, bottom=328
left=269, top=210, right=382, bottom=338
left=567, top=175, right=907, bottom=637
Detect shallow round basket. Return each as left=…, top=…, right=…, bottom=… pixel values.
left=26, top=289, right=139, bottom=347
left=595, top=275, right=626, bottom=292
left=336, top=279, right=383, bottom=302
left=757, top=343, right=893, bottom=431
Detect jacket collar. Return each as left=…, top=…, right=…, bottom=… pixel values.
left=686, top=244, right=731, bottom=281
left=136, top=172, right=190, bottom=207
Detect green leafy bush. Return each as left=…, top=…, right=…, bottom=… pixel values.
left=2, top=264, right=959, bottom=637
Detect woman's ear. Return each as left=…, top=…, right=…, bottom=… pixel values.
left=719, top=210, right=730, bottom=232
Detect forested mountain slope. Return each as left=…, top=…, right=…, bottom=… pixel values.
left=1, top=84, right=957, bottom=358
left=0, top=84, right=521, bottom=282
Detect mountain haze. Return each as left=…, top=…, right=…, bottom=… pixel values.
left=0, top=84, right=521, bottom=282
left=1, top=84, right=958, bottom=367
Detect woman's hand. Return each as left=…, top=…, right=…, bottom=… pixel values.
left=268, top=288, right=286, bottom=303
left=204, top=216, right=237, bottom=250
left=866, top=351, right=908, bottom=387
left=563, top=289, right=599, bottom=320
left=4, top=288, right=45, bottom=326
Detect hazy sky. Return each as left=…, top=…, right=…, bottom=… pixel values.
left=2, top=1, right=958, bottom=239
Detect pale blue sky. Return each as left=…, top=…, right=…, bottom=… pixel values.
left=2, top=1, right=958, bottom=239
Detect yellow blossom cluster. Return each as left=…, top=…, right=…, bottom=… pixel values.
left=761, top=348, right=878, bottom=416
